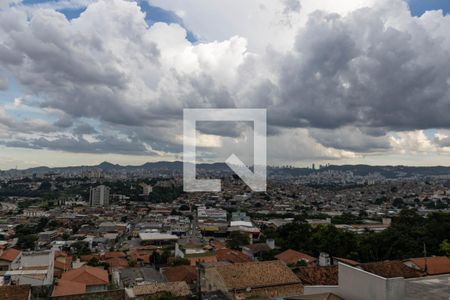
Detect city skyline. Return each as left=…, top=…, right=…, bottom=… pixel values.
left=2, top=0, right=450, bottom=169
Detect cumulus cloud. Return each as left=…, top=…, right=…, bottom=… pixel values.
left=390, top=130, right=436, bottom=154
left=1, top=0, right=450, bottom=163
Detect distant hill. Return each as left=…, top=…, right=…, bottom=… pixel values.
left=320, top=164, right=450, bottom=178
left=3, top=161, right=450, bottom=178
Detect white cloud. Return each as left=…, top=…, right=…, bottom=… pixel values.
left=390, top=131, right=436, bottom=154
left=1, top=0, right=450, bottom=165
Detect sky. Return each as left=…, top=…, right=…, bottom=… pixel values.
left=1, top=0, right=450, bottom=169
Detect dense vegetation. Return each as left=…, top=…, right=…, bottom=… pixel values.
left=264, top=209, right=450, bottom=262
left=148, top=186, right=183, bottom=203
left=14, top=217, right=56, bottom=250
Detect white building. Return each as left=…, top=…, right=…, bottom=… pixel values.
left=89, top=185, right=110, bottom=207
left=141, top=183, right=153, bottom=196
left=4, top=250, right=55, bottom=287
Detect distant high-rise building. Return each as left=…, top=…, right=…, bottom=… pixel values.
left=89, top=185, right=110, bottom=207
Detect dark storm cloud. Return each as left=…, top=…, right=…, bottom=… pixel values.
left=2, top=0, right=450, bottom=158
left=309, top=127, right=391, bottom=153
left=196, top=121, right=250, bottom=138
left=72, top=123, right=97, bottom=135
left=0, top=75, right=7, bottom=90
left=271, top=8, right=450, bottom=131
left=53, top=114, right=74, bottom=128
left=5, top=135, right=157, bottom=155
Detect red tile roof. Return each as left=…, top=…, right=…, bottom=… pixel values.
left=275, top=249, right=316, bottom=265
left=79, top=254, right=100, bottom=262
left=0, top=285, right=31, bottom=300
left=0, top=248, right=21, bottom=262
left=216, top=248, right=252, bottom=263
left=334, top=257, right=359, bottom=267
left=188, top=254, right=217, bottom=265
left=216, top=260, right=301, bottom=290
left=61, top=265, right=109, bottom=286
left=162, top=265, right=197, bottom=284
left=127, top=250, right=151, bottom=264
left=407, top=256, right=450, bottom=275
left=103, top=251, right=126, bottom=259
left=211, top=240, right=227, bottom=250
left=360, top=261, right=424, bottom=279
left=295, top=266, right=338, bottom=285
left=132, top=281, right=191, bottom=297
left=51, top=279, right=86, bottom=297
left=105, top=257, right=129, bottom=269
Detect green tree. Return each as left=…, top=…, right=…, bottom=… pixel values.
left=17, top=234, right=38, bottom=250
left=226, top=232, right=250, bottom=250
left=72, top=241, right=91, bottom=256
left=440, top=240, right=450, bottom=257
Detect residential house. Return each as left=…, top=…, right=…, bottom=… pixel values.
left=57, top=265, right=109, bottom=293
left=302, top=261, right=449, bottom=300
left=241, top=239, right=275, bottom=260
left=126, top=281, right=191, bottom=299
left=4, top=250, right=55, bottom=287
left=0, top=284, right=32, bottom=300
left=53, top=251, right=72, bottom=278
left=114, top=267, right=164, bottom=288
left=139, top=232, right=178, bottom=246
left=276, top=249, right=317, bottom=267
left=215, top=248, right=252, bottom=264
left=295, top=265, right=338, bottom=286
left=161, top=265, right=197, bottom=287
left=38, top=231, right=59, bottom=245
left=0, top=248, right=21, bottom=271
left=403, top=256, right=450, bottom=276
left=200, top=260, right=303, bottom=299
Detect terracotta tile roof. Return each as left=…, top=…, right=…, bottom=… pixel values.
left=79, top=254, right=100, bottom=262
left=0, top=248, right=21, bottom=262
left=275, top=249, right=316, bottom=265
left=0, top=284, right=31, bottom=300
left=211, top=240, right=227, bottom=250
left=162, top=265, right=197, bottom=284
left=51, top=279, right=86, bottom=297
left=132, top=281, right=191, bottom=297
left=216, top=248, right=252, bottom=263
left=188, top=254, right=217, bottom=265
left=243, top=243, right=271, bottom=253
left=103, top=251, right=126, bottom=259
left=105, top=257, right=129, bottom=269
left=407, top=256, right=450, bottom=275
left=127, top=250, right=150, bottom=263
left=61, top=265, right=109, bottom=286
left=216, top=260, right=301, bottom=290
left=295, top=266, right=338, bottom=285
left=54, top=254, right=73, bottom=271
left=360, top=260, right=424, bottom=279
left=334, top=257, right=359, bottom=267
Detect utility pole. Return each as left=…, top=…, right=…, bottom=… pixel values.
left=423, top=242, right=428, bottom=274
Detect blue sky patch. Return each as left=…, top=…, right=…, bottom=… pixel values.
left=408, top=0, right=450, bottom=16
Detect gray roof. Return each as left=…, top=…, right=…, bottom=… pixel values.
left=118, top=267, right=164, bottom=287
